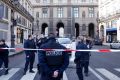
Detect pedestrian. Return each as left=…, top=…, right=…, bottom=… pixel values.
left=74, top=36, right=90, bottom=80
left=38, top=33, right=69, bottom=80
left=0, top=39, right=9, bottom=75
left=24, top=35, right=36, bottom=75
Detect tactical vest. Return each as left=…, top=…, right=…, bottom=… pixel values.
left=45, top=51, right=63, bottom=66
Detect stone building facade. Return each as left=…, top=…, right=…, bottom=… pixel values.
left=33, top=0, right=98, bottom=38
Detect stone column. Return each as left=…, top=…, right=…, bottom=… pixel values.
left=49, top=0, right=54, bottom=33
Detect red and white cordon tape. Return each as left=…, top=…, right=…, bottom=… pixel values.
left=0, top=48, right=120, bottom=53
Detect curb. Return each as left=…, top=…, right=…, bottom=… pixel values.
left=9, top=50, right=24, bottom=57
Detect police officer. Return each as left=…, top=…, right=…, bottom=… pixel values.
left=24, top=35, right=36, bottom=75
left=74, top=36, right=90, bottom=80
left=0, top=39, right=9, bottom=75
left=38, top=33, right=69, bottom=80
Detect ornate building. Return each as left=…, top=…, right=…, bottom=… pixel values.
left=99, top=0, right=120, bottom=43
left=32, top=0, right=98, bottom=38
left=0, top=0, right=34, bottom=46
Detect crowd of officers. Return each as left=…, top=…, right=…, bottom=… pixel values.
left=0, top=33, right=93, bottom=80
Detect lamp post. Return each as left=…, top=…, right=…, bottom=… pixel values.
left=11, top=10, right=17, bottom=49
left=71, top=7, right=75, bottom=38
left=96, top=17, right=100, bottom=39
left=36, top=19, right=39, bottom=34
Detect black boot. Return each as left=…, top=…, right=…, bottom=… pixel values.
left=23, top=69, right=27, bottom=75
left=4, top=69, right=8, bottom=75
left=29, top=70, right=35, bottom=73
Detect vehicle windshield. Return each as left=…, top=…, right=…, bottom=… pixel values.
left=57, top=38, right=71, bottom=44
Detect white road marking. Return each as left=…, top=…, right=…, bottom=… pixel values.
left=20, top=68, right=37, bottom=80
left=0, top=68, right=20, bottom=80
left=114, top=68, right=120, bottom=72
left=89, top=67, right=105, bottom=80
left=96, top=68, right=120, bottom=80
left=63, top=72, right=68, bottom=80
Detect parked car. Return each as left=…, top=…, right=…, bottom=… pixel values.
left=110, top=41, right=120, bottom=49
left=94, top=39, right=103, bottom=45
left=56, top=38, right=72, bottom=55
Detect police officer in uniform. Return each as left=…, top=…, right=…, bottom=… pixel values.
left=0, top=39, right=9, bottom=75
left=24, top=35, right=36, bottom=75
left=74, top=36, right=90, bottom=80
left=38, top=33, right=69, bottom=80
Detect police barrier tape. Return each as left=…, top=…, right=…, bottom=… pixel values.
left=0, top=48, right=120, bottom=52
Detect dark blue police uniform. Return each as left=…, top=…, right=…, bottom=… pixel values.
left=74, top=41, right=90, bottom=80
left=38, top=37, right=69, bottom=80
left=0, top=43, right=9, bottom=74
left=24, top=39, right=36, bottom=73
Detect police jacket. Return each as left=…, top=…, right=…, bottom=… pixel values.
left=36, top=37, right=48, bottom=48
left=24, top=39, right=36, bottom=55
left=0, top=44, right=9, bottom=56
left=74, top=41, right=90, bottom=64
left=38, top=37, right=69, bottom=76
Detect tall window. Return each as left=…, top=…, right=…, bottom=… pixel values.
left=0, top=2, right=4, bottom=19
left=74, top=0, right=78, bottom=3
left=73, top=7, right=79, bottom=18
left=58, top=0, right=62, bottom=3
left=57, top=7, right=63, bottom=18
left=36, top=12, right=39, bottom=18
left=43, top=0, right=47, bottom=3
left=88, top=7, right=94, bottom=18
left=89, top=0, right=93, bottom=3
left=5, top=6, right=8, bottom=19
left=0, top=2, right=8, bottom=19
left=42, top=8, right=48, bottom=18
left=81, top=0, right=86, bottom=2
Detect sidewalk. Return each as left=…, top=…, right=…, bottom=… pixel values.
left=9, top=44, right=24, bottom=56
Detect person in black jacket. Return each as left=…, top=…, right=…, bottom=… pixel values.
left=74, top=36, right=90, bottom=80
left=38, top=33, right=69, bottom=80
left=0, top=39, right=9, bottom=75
left=24, top=35, right=36, bottom=75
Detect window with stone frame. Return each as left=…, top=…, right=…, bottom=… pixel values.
left=89, top=0, right=94, bottom=3
left=42, top=8, right=48, bottom=18
left=36, top=12, right=39, bottom=18
left=81, top=0, right=86, bottom=2
left=73, top=7, right=79, bottom=18
left=58, top=0, right=63, bottom=3
left=88, top=7, right=94, bottom=18
left=43, top=0, right=47, bottom=3
left=0, top=1, right=4, bottom=19
left=57, top=7, right=63, bottom=18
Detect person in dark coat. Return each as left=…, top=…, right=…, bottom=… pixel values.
left=24, top=35, right=36, bottom=75
left=38, top=33, right=69, bottom=80
left=74, top=36, right=90, bottom=80
left=0, top=39, right=9, bottom=75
